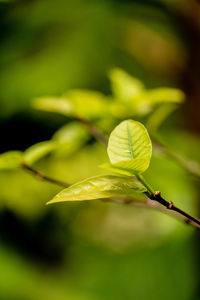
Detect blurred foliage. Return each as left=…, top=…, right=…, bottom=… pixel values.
left=0, top=0, right=199, bottom=300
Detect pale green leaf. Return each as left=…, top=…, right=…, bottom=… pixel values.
left=53, top=122, right=89, bottom=156
left=100, top=163, right=133, bottom=176
left=65, top=89, right=108, bottom=120
left=53, top=122, right=89, bottom=144
left=24, top=141, right=56, bottom=165
left=129, top=88, right=184, bottom=117
left=47, top=175, right=146, bottom=204
left=32, top=97, right=73, bottom=116
left=148, top=88, right=185, bottom=103
left=107, top=120, right=152, bottom=174
left=109, top=68, right=144, bottom=102
left=100, top=159, right=150, bottom=176
left=0, top=151, right=23, bottom=169
left=137, top=88, right=185, bottom=104
left=33, top=91, right=108, bottom=120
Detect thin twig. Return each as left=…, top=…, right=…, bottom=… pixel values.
left=106, top=196, right=200, bottom=228
left=74, top=117, right=108, bottom=146
left=21, top=162, right=70, bottom=188
left=136, top=174, right=200, bottom=228
left=150, top=191, right=200, bottom=228
left=153, top=136, right=200, bottom=179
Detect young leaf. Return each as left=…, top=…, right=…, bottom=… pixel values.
left=47, top=175, right=146, bottom=204
left=130, top=88, right=184, bottom=117
left=143, top=88, right=185, bottom=104
left=0, top=151, right=23, bottom=169
left=107, top=120, right=152, bottom=174
left=33, top=91, right=108, bottom=121
left=32, top=97, right=73, bottom=116
left=64, top=89, right=108, bottom=120
left=100, top=159, right=149, bottom=176
left=109, top=68, right=144, bottom=102
left=53, top=122, right=89, bottom=144
left=52, top=122, right=89, bottom=156
left=24, top=141, right=56, bottom=165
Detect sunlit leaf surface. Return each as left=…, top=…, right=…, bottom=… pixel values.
left=100, top=159, right=150, bottom=176
left=47, top=175, right=146, bottom=204
left=107, top=120, right=152, bottom=174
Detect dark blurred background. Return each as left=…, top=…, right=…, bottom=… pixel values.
left=0, top=0, right=200, bottom=299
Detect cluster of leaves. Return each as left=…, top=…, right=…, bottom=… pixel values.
left=47, top=119, right=151, bottom=204
left=0, top=122, right=89, bottom=169
left=34, top=69, right=184, bottom=122
left=0, top=68, right=184, bottom=171
left=1, top=68, right=200, bottom=230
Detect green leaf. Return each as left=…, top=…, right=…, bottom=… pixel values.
left=65, top=89, right=108, bottom=120
left=107, top=120, right=152, bottom=174
left=0, top=151, right=23, bottom=170
left=47, top=175, right=146, bottom=204
left=24, top=141, right=56, bottom=165
left=136, top=88, right=185, bottom=105
left=53, top=122, right=89, bottom=156
left=109, top=68, right=144, bottom=102
left=145, top=88, right=185, bottom=104
left=53, top=122, right=89, bottom=144
left=100, top=159, right=150, bottom=176
left=129, top=88, right=184, bottom=117
left=100, top=163, right=133, bottom=176
left=32, top=97, right=73, bottom=116
left=33, top=91, right=108, bottom=121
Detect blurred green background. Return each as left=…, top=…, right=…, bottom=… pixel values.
left=0, top=0, right=200, bottom=299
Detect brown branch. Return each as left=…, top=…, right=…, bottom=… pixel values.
left=21, top=162, right=70, bottom=188
left=148, top=191, right=200, bottom=228
left=104, top=196, right=200, bottom=228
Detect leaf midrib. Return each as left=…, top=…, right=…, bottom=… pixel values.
left=127, top=122, right=134, bottom=159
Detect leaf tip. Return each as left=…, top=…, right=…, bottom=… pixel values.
left=46, top=198, right=56, bottom=205
left=46, top=200, right=52, bottom=205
